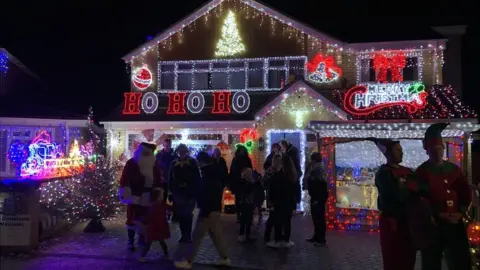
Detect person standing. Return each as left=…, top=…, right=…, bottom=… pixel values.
left=264, top=143, right=281, bottom=171
left=169, top=144, right=200, bottom=243
left=156, top=138, right=176, bottom=202
left=229, top=145, right=253, bottom=223
left=371, top=138, right=417, bottom=270
left=237, top=167, right=256, bottom=242
left=263, top=154, right=283, bottom=243
left=119, top=142, right=164, bottom=251
left=175, top=152, right=230, bottom=269
left=280, top=140, right=302, bottom=211
left=267, top=155, right=299, bottom=248
left=417, top=123, right=472, bottom=270
left=212, top=148, right=229, bottom=187
left=303, top=152, right=328, bottom=246
left=136, top=189, right=170, bottom=262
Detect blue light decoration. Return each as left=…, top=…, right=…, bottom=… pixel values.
left=0, top=50, right=8, bottom=74
left=7, top=140, right=29, bottom=167
left=146, top=35, right=153, bottom=41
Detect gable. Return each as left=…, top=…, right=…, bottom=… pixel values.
left=123, top=0, right=342, bottom=62
left=254, top=81, right=348, bottom=129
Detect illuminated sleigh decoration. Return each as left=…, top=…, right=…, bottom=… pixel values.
left=20, top=131, right=86, bottom=180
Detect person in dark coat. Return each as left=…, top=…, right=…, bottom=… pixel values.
left=262, top=154, right=283, bottom=243
left=155, top=138, right=176, bottom=202
left=229, top=145, right=253, bottom=223
left=212, top=148, right=229, bottom=187
left=266, top=155, right=299, bottom=249
left=263, top=143, right=281, bottom=171
left=280, top=140, right=302, bottom=178
left=303, top=152, right=329, bottom=246
left=237, top=167, right=256, bottom=242
left=174, top=152, right=230, bottom=269
left=253, top=170, right=265, bottom=225
left=169, top=144, right=201, bottom=243
left=416, top=123, right=472, bottom=270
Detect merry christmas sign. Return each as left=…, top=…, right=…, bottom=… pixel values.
left=343, top=82, right=428, bottom=116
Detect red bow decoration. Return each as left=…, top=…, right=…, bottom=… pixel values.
left=372, top=53, right=406, bottom=83
left=307, top=54, right=343, bottom=80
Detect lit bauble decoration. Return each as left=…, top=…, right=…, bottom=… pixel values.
left=467, top=222, right=480, bottom=245
left=8, top=140, right=29, bottom=166
left=132, top=65, right=153, bottom=90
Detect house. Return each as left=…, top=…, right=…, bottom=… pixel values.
left=101, top=0, right=478, bottom=230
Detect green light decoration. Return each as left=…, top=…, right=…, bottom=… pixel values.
left=408, top=82, right=425, bottom=95
left=235, top=140, right=254, bottom=154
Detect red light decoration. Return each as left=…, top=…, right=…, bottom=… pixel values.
left=167, top=92, right=187, bottom=115
left=240, top=128, right=258, bottom=143
left=122, top=92, right=142, bottom=115
left=343, top=83, right=428, bottom=116
left=132, top=65, right=153, bottom=90
left=322, top=138, right=379, bottom=232
left=306, top=53, right=342, bottom=83
left=211, top=91, right=231, bottom=114
left=372, top=53, right=406, bottom=83
left=468, top=222, right=480, bottom=245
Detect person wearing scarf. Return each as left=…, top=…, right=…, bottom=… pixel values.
left=303, top=152, right=328, bottom=246
left=416, top=123, right=471, bottom=270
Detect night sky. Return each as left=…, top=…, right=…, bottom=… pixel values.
left=1, top=0, right=477, bottom=118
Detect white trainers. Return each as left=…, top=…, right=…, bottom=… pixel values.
left=282, top=241, right=295, bottom=248
left=237, top=235, right=246, bottom=242
left=216, top=257, right=231, bottom=266
left=174, top=260, right=193, bottom=269
left=266, top=241, right=280, bottom=248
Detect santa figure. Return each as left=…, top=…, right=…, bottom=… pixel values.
left=119, top=142, right=164, bottom=250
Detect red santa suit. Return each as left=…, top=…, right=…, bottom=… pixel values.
left=119, top=143, right=164, bottom=230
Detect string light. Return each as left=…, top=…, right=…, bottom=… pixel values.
left=215, top=10, right=246, bottom=57
left=158, top=56, right=307, bottom=93
left=0, top=49, right=8, bottom=75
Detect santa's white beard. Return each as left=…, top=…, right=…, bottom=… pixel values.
left=136, top=155, right=155, bottom=187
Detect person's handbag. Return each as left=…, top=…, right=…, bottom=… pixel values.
left=406, top=195, right=436, bottom=250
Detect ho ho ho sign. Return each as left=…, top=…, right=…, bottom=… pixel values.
left=343, top=82, right=428, bottom=116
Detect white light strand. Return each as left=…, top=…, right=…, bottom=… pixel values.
left=186, top=91, right=206, bottom=114
left=156, top=56, right=306, bottom=93
left=232, top=91, right=250, bottom=113
left=141, top=92, right=159, bottom=114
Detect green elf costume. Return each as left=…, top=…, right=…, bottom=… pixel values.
left=415, top=123, right=472, bottom=270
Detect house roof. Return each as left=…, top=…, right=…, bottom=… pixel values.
left=0, top=48, right=42, bottom=81
left=122, top=0, right=344, bottom=62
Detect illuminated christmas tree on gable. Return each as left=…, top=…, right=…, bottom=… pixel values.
left=215, top=10, right=245, bottom=57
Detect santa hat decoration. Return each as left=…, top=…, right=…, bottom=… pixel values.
left=365, top=138, right=400, bottom=158
left=423, top=123, right=449, bottom=150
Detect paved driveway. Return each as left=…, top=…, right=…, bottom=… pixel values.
left=1, top=214, right=432, bottom=270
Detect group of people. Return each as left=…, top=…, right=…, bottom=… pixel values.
left=117, top=122, right=472, bottom=270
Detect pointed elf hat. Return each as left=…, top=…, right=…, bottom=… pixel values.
left=423, top=123, right=449, bottom=149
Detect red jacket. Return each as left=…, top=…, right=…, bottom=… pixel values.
left=415, top=161, right=471, bottom=216
left=142, top=202, right=170, bottom=241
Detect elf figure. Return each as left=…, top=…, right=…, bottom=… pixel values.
left=372, top=138, right=417, bottom=270
left=416, top=123, right=472, bottom=270
left=119, top=142, right=164, bottom=251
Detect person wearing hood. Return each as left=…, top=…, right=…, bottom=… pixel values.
left=174, top=152, right=230, bottom=269
left=212, top=147, right=229, bottom=187
left=416, top=123, right=471, bottom=270
left=303, top=152, right=328, bottom=246
left=169, top=144, right=201, bottom=243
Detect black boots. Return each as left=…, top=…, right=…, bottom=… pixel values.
left=127, top=229, right=136, bottom=251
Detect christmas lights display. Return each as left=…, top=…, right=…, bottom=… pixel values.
left=215, top=10, right=246, bottom=57
left=306, top=53, right=342, bottom=84
left=235, top=128, right=257, bottom=154
left=334, top=85, right=478, bottom=120
left=7, top=140, right=29, bottom=167
left=141, top=92, right=159, bottom=114
left=18, top=131, right=86, bottom=180
left=39, top=108, right=121, bottom=222
left=132, top=65, right=153, bottom=90
left=372, top=53, right=406, bottom=83
left=0, top=49, right=8, bottom=75
left=157, top=56, right=306, bottom=93
left=187, top=92, right=206, bottom=114
left=343, top=82, right=428, bottom=116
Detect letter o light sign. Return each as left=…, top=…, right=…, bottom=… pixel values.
left=122, top=91, right=251, bottom=115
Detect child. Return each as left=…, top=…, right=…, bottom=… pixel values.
left=253, top=170, right=265, bottom=225
left=237, top=167, right=255, bottom=242
left=137, top=189, right=170, bottom=262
